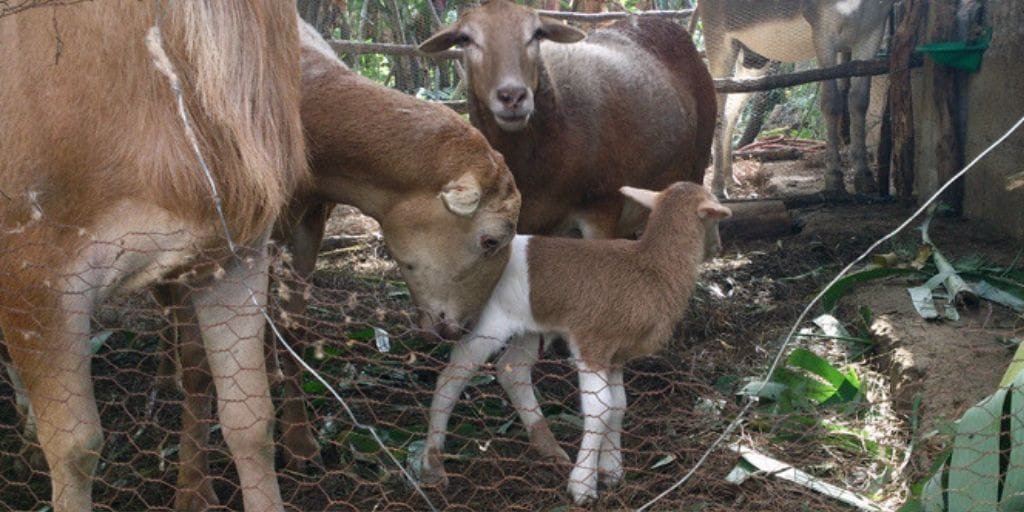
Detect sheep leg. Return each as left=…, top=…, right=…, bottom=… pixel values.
left=191, top=244, right=283, bottom=512
left=849, top=26, right=887, bottom=194
left=161, top=284, right=221, bottom=512
left=4, top=303, right=102, bottom=512
left=813, top=37, right=846, bottom=192
left=418, top=332, right=506, bottom=487
left=598, top=366, right=625, bottom=487
left=275, top=202, right=331, bottom=472
left=568, top=360, right=613, bottom=505
left=496, top=334, right=570, bottom=463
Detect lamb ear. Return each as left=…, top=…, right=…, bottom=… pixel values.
left=440, top=173, right=482, bottom=217
left=697, top=199, right=732, bottom=219
left=419, top=25, right=462, bottom=53
left=538, top=18, right=586, bottom=43
left=619, top=186, right=659, bottom=210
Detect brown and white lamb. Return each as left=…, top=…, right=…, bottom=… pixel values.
left=413, top=182, right=731, bottom=504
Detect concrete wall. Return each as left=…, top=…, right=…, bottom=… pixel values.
left=962, top=0, right=1024, bottom=239
left=916, top=0, right=1024, bottom=239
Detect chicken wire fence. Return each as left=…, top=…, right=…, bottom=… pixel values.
left=2, top=202, right=1020, bottom=511
left=2, top=0, right=1022, bottom=511
left=0, top=215, right=899, bottom=511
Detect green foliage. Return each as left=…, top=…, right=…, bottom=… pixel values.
left=741, top=346, right=863, bottom=415
left=355, top=52, right=393, bottom=85
left=822, top=267, right=924, bottom=313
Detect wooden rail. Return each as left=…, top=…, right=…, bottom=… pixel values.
left=534, top=8, right=693, bottom=22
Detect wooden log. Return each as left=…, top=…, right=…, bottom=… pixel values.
left=715, top=55, right=924, bottom=94
left=328, top=40, right=463, bottom=60
left=718, top=200, right=796, bottom=240
left=734, top=147, right=803, bottom=162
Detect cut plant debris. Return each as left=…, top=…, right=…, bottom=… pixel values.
left=726, top=444, right=882, bottom=512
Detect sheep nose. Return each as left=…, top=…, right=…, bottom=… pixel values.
left=496, top=85, right=529, bottom=110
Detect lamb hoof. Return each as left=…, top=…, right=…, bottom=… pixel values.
left=528, top=425, right=571, bottom=465
left=568, top=480, right=598, bottom=505
left=599, top=468, right=624, bottom=488
left=568, top=467, right=599, bottom=505
left=420, top=467, right=449, bottom=488
left=410, top=447, right=449, bottom=488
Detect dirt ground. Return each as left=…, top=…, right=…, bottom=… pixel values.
left=0, top=151, right=1020, bottom=511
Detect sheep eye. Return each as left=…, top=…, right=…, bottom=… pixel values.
left=454, top=33, right=472, bottom=47
left=480, top=235, right=501, bottom=255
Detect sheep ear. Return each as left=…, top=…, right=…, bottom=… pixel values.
left=440, top=173, right=482, bottom=217
left=538, top=18, right=586, bottom=43
left=697, top=199, right=732, bottom=219
left=619, top=186, right=659, bottom=210
left=419, top=25, right=462, bottom=53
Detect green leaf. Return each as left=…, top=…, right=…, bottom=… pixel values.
left=772, top=367, right=836, bottom=404
left=975, top=279, right=1024, bottom=312
left=738, top=380, right=788, bottom=402
left=348, top=327, right=376, bottom=341
left=88, top=330, right=114, bottom=354
left=947, top=389, right=1003, bottom=511
left=303, top=378, right=327, bottom=394
left=822, top=267, right=922, bottom=312
left=1004, top=386, right=1024, bottom=511
left=650, top=454, right=677, bottom=470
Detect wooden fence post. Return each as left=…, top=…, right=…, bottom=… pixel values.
left=889, top=0, right=927, bottom=200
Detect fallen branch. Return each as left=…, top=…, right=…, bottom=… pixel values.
left=734, top=137, right=826, bottom=161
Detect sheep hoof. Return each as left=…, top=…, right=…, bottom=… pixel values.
left=853, top=168, right=877, bottom=194
left=711, top=182, right=730, bottom=200
left=420, top=468, right=449, bottom=488
left=528, top=424, right=571, bottom=464
left=410, top=447, right=449, bottom=488
left=568, top=480, right=598, bottom=505
left=599, top=468, right=624, bottom=488
left=174, top=479, right=219, bottom=511
left=568, top=465, right=599, bottom=504
left=280, top=428, right=322, bottom=474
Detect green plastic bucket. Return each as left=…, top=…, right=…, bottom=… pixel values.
left=916, top=27, right=992, bottom=72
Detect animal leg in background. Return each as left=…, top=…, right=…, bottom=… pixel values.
left=153, top=284, right=220, bottom=511
left=848, top=27, right=888, bottom=194
left=707, top=45, right=773, bottom=198
left=274, top=202, right=333, bottom=472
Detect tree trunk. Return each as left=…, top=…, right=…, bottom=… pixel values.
left=877, top=99, right=892, bottom=197
left=889, top=0, right=927, bottom=200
